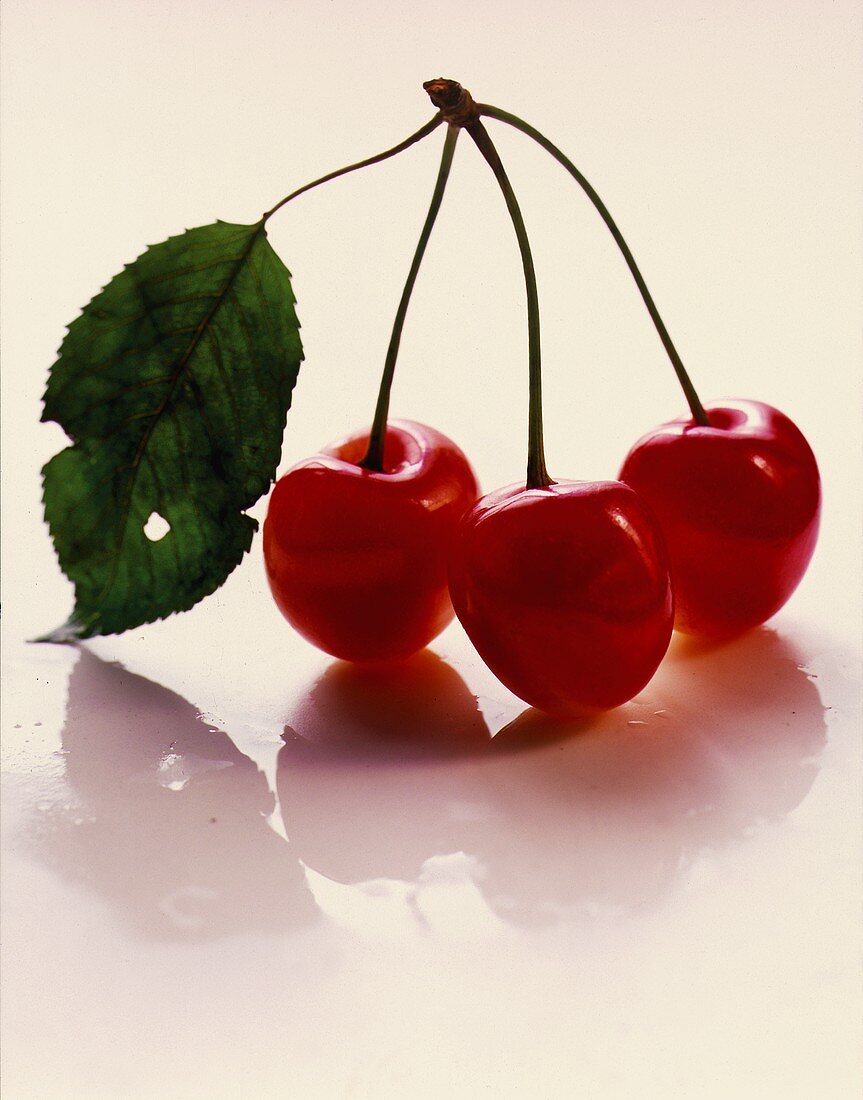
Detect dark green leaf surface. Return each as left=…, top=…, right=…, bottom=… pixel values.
left=40, top=220, right=303, bottom=641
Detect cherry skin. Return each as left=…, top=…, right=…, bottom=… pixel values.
left=263, top=419, right=479, bottom=663
left=448, top=481, right=674, bottom=717
left=619, top=399, right=821, bottom=637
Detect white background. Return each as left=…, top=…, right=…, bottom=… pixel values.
left=2, top=2, right=862, bottom=1097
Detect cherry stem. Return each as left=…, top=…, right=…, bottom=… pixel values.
left=467, top=119, right=553, bottom=490
left=478, top=103, right=710, bottom=427
left=261, top=115, right=444, bottom=223
left=360, top=124, right=461, bottom=472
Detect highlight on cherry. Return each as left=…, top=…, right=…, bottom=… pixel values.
left=37, top=77, right=820, bottom=721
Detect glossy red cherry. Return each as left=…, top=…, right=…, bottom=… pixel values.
left=448, top=481, right=674, bottom=716
left=619, top=399, right=820, bottom=637
left=264, top=419, right=479, bottom=662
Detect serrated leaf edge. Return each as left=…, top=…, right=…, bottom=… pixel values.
left=38, top=219, right=293, bottom=641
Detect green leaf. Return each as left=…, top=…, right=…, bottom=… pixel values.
left=39, top=220, right=303, bottom=641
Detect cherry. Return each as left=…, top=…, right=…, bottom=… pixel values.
left=264, top=419, right=479, bottom=662
left=423, top=99, right=675, bottom=717
left=449, top=481, right=674, bottom=716
left=619, top=399, right=820, bottom=636
left=264, top=118, right=474, bottom=663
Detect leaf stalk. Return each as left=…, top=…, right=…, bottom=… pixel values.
left=262, top=115, right=444, bottom=222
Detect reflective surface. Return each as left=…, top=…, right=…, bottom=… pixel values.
left=3, top=615, right=860, bottom=1097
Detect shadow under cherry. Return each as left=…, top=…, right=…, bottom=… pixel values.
left=277, top=629, right=827, bottom=925
left=21, top=628, right=827, bottom=938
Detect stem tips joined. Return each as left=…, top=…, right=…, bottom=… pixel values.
left=423, top=79, right=479, bottom=127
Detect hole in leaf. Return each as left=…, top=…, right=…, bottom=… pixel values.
left=144, top=511, right=171, bottom=541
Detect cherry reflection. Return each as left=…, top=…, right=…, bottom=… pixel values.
left=27, top=648, right=318, bottom=939
left=278, top=630, right=826, bottom=924
left=278, top=651, right=492, bottom=883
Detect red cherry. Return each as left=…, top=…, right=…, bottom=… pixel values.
left=263, top=419, right=479, bottom=662
left=619, top=399, right=821, bottom=637
left=448, top=481, right=674, bottom=716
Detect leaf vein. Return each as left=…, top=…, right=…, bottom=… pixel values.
left=93, top=223, right=265, bottom=616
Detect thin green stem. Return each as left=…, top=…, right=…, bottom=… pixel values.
left=360, top=124, right=461, bottom=472
left=262, top=115, right=443, bottom=223
left=467, top=119, right=552, bottom=490
left=479, top=103, right=710, bottom=426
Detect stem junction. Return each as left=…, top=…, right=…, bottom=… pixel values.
left=262, top=76, right=712, bottom=494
